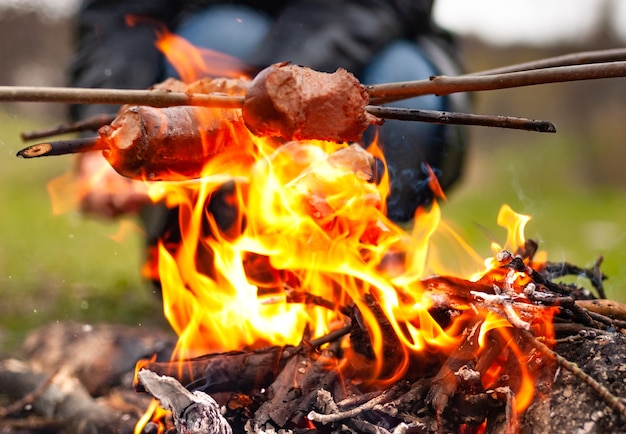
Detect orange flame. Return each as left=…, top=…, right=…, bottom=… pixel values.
left=136, top=30, right=559, bottom=417
left=41, top=29, right=560, bottom=431
left=155, top=28, right=250, bottom=82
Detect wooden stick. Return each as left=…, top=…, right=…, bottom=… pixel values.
left=21, top=113, right=116, bottom=141
left=16, top=137, right=103, bottom=158
left=367, top=61, right=626, bottom=103
left=471, top=47, right=626, bottom=76
left=366, top=106, right=556, bottom=132
left=15, top=107, right=556, bottom=161
left=0, top=86, right=244, bottom=108
left=1, top=61, right=625, bottom=110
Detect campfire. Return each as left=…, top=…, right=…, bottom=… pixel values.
left=2, top=32, right=626, bottom=434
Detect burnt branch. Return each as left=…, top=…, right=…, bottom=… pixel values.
left=136, top=325, right=351, bottom=395
left=0, top=367, right=59, bottom=418
left=16, top=137, right=103, bottom=158
left=543, top=256, right=607, bottom=299
left=365, top=106, right=556, bottom=133
left=20, top=113, right=117, bottom=141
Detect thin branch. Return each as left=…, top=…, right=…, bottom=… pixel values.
left=471, top=47, right=626, bottom=76
left=21, top=113, right=116, bottom=141
left=0, top=61, right=625, bottom=111
left=16, top=137, right=102, bottom=158
left=0, top=86, right=244, bottom=108
left=523, top=330, right=626, bottom=421
left=308, top=387, right=394, bottom=424
left=15, top=108, right=556, bottom=161
left=367, top=61, right=626, bottom=103
left=366, top=106, right=556, bottom=132
left=0, top=368, right=60, bottom=419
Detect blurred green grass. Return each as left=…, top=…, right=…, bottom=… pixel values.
left=0, top=105, right=625, bottom=354
left=442, top=128, right=626, bottom=302
left=0, top=109, right=163, bottom=353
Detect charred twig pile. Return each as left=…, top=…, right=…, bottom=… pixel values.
left=124, top=241, right=626, bottom=433
left=2, top=248, right=625, bottom=433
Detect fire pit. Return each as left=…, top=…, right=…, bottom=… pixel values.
left=1, top=36, right=626, bottom=434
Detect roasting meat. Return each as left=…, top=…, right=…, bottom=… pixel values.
left=242, top=62, right=381, bottom=142
left=99, top=105, right=254, bottom=181
left=99, top=66, right=381, bottom=180
left=99, top=77, right=255, bottom=180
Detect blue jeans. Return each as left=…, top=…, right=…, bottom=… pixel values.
left=165, top=5, right=464, bottom=221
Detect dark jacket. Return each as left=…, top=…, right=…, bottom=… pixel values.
left=69, top=0, right=435, bottom=120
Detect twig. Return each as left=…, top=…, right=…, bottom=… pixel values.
left=544, top=257, right=607, bottom=299
left=308, top=387, right=394, bottom=424
left=20, top=113, right=117, bottom=141
left=523, top=330, right=626, bottom=421
left=306, top=324, right=352, bottom=350
left=472, top=47, right=626, bottom=76
left=16, top=137, right=102, bottom=158
left=0, top=85, right=245, bottom=108
left=0, top=60, right=624, bottom=110
left=365, top=106, right=556, bottom=132
left=367, top=61, right=626, bottom=103
left=0, top=368, right=59, bottom=418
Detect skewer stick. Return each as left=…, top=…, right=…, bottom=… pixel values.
left=0, top=86, right=244, bottom=108
left=16, top=105, right=557, bottom=160
left=19, top=105, right=556, bottom=148
left=367, top=61, right=626, bottom=103
left=1, top=61, right=626, bottom=110
left=366, top=61, right=626, bottom=104
left=365, top=106, right=556, bottom=133
left=470, top=47, right=626, bottom=76
left=16, top=137, right=102, bottom=158
left=20, top=113, right=116, bottom=141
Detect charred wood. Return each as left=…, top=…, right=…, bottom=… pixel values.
left=20, top=113, right=117, bottom=141
left=16, top=137, right=103, bottom=158
left=137, top=369, right=232, bottom=434
left=135, top=346, right=296, bottom=395
left=0, top=359, right=137, bottom=434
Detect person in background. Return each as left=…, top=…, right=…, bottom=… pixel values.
left=69, top=0, right=469, bottom=280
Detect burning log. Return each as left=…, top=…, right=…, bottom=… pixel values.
left=135, top=326, right=352, bottom=395
left=135, top=346, right=297, bottom=395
